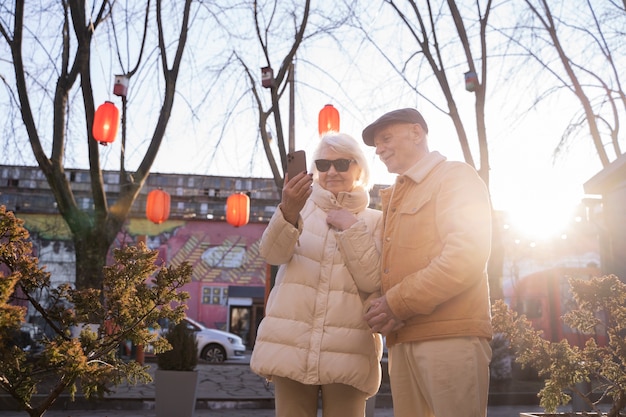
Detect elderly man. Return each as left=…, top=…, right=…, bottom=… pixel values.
left=363, top=108, right=493, bottom=417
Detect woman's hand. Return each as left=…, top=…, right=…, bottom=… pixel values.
left=326, top=208, right=358, bottom=231
left=280, top=172, right=313, bottom=226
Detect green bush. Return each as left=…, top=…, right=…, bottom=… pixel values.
left=492, top=275, right=626, bottom=417
left=0, top=205, right=193, bottom=417
left=156, top=320, right=198, bottom=371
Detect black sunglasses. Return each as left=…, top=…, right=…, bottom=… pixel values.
left=314, top=159, right=355, bottom=172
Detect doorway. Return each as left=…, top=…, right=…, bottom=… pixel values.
left=229, top=306, right=251, bottom=348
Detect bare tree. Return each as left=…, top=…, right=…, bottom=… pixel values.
left=245, top=0, right=312, bottom=190
left=510, top=0, right=626, bottom=167
left=361, top=0, right=493, bottom=184
left=0, top=1, right=194, bottom=289
left=357, top=0, right=503, bottom=298
left=206, top=0, right=357, bottom=192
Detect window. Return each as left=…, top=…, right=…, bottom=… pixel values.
left=203, top=286, right=228, bottom=305
left=81, top=197, right=92, bottom=210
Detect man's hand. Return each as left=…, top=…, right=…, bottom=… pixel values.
left=364, top=296, right=404, bottom=336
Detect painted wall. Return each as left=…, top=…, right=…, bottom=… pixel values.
left=19, top=213, right=268, bottom=332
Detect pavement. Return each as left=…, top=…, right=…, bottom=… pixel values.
left=0, top=406, right=559, bottom=417
left=0, top=353, right=604, bottom=417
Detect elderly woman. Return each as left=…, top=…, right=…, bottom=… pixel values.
left=250, top=132, right=383, bottom=417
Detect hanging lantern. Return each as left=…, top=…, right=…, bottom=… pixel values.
left=318, top=104, right=340, bottom=136
left=465, top=71, right=478, bottom=92
left=226, top=193, right=250, bottom=227
left=92, top=101, right=120, bottom=145
left=113, top=74, right=129, bottom=97
left=261, top=66, right=274, bottom=88
left=146, top=189, right=170, bottom=224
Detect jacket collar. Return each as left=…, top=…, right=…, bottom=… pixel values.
left=401, top=151, right=447, bottom=184
left=310, top=182, right=370, bottom=214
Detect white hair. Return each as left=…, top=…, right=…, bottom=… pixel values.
left=311, top=132, right=372, bottom=189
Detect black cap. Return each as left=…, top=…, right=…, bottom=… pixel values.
left=362, top=108, right=429, bottom=146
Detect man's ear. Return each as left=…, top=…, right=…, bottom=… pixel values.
left=411, top=123, right=425, bottom=143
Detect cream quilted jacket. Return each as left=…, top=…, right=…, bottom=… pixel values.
left=250, top=183, right=384, bottom=397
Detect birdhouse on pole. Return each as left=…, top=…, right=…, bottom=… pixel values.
left=113, top=75, right=129, bottom=97
left=465, top=71, right=478, bottom=92
left=261, top=67, right=274, bottom=88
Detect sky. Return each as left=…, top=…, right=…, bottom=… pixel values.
left=134, top=1, right=608, bottom=243
left=137, top=68, right=604, bottom=243
left=2, top=1, right=616, bottom=242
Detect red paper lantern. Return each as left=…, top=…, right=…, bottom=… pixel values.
left=226, top=193, right=250, bottom=227
left=92, top=101, right=120, bottom=145
left=146, top=189, right=170, bottom=224
left=318, top=104, right=340, bottom=136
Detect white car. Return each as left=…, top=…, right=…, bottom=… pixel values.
left=177, top=317, right=246, bottom=363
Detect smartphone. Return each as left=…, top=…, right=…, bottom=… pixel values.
left=286, top=150, right=307, bottom=180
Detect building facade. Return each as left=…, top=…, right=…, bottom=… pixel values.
left=1, top=165, right=384, bottom=348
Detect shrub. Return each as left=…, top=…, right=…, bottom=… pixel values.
left=156, top=320, right=198, bottom=371
left=0, top=205, right=192, bottom=417
left=492, top=274, right=626, bottom=417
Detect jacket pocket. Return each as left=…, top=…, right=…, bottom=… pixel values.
left=396, top=196, right=436, bottom=249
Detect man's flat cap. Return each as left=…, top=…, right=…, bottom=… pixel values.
left=362, top=108, right=428, bottom=146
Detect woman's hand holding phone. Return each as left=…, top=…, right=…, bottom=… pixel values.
left=286, top=150, right=307, bottom=180
left=280, top=171, right=312, bottom=226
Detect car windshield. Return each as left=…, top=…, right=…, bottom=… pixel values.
left=183, top=317, right=206, bottom=330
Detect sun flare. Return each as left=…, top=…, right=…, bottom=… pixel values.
left=500, top=198, right=579, bottom=241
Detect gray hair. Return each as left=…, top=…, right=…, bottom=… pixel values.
left=311, top=132, right=372, bottom=189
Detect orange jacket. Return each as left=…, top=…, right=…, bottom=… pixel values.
left=380, top=151, right=493, bottom=346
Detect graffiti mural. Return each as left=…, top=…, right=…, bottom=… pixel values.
left=18, top=213, right=268, bottom=332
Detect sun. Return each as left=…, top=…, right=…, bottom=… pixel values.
left=508, top=204, right=573, bottom=239
left=498, top=195, right=580, bottom=241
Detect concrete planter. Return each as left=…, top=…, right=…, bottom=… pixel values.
left=155, top=369, right=199, bottom=417
left=519, top=411, right=606, bottom=417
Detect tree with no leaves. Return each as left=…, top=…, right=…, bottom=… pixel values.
left=0, top=1, right=194, bottom=290
left=211, top=0, right=358, bottom=192
left=354, top=0, right=626, bottom=299
left=357, top=0, right=504, bottom=298
left=511, top=0, right=625, bottom=167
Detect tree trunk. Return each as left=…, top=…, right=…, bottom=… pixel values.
left=73, top=226, right=113, bottom=290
